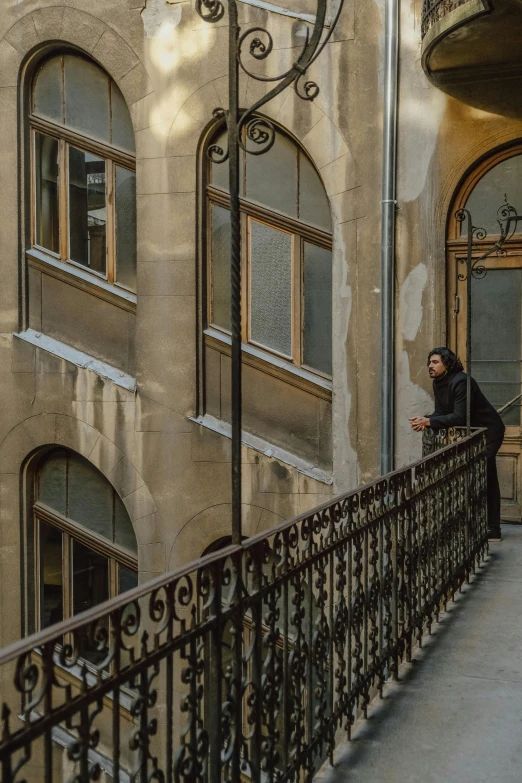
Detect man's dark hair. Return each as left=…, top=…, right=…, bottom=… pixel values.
left=427, top=347, right=464, bottom=374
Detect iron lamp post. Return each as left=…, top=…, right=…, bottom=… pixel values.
left=196, top=0, right=344, bottom=544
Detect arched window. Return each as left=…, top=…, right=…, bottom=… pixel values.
left=205, top=121, right=332, bottom=377
left=34, top=449, right=138, bottom=652
left=460, top=151, right=522, bottom=236
left=31, top=53, right=136, bottom=292
left=448, top=144, right=522, bottom=523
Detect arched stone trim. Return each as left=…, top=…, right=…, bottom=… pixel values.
left=168, top=503, right=283, bottom=569
left=438, top=127, right=522, bottom=237
left=4, top=7, right=157, bottom=132
left=168, top=83, right=352, bottom=201
left=0, top=413, right=163, bottom=551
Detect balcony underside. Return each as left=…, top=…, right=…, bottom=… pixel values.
left=422, top=0, right=522, bottom=117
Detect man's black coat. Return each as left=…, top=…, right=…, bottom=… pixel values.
left=428, top=370, right=505, bottom=452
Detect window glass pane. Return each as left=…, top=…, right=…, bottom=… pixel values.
left=471, top=269, right=521, bottom=426
left=115, top=166, right=137, bottom=291
left=114, top=492, right=137, bottom=553
left=303, top=243, right=332, bottom=375
left=118, top=564, right=138, bottom=594
left=299, top=153, right=331, bottom=231
left=69, top=147, right=107, bottom=275
left=210, top=204, right=231, bottom=331
left=246, top=132, right=298, bottom=216
left=67, top=452, right=114, bottom=539
left=64, top=55, right=110, bottom=143
left=35, top=133, right=59, bottom=254
left=210, top=131, right=244, bottom=193
left=37, top=450, right=66, bottom=515
left=249, top=220, right=292, bottom=356
left=111, top=83, right=135, bottom=153
left=464, top=154, right=522, bottom=236
left=39, top=521, right=63, bottom=630
left=73, top=540, right=109, bottom=664
left=33, top=57, right=62, bottom=123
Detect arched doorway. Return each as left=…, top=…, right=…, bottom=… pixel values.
left=448, top=144, right=522, bottom=522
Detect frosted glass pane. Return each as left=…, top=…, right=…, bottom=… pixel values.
left=64, top=55, right=110, bottom=142
left=67, top=452, right=114, bottom=539
left=211, top=204, right=231, bottom=330
left=115, top=167, right=137, bottom=291
left=303, top=243, right=332, bottom=375
left=249, top=221, right=292, bottom=355
left=114, top=492, right=137, bottom=553
left=69, top=148, right=106, bottom=275
left=38, top=450, right=66, bottom=514
left=39, top=522, right=63, bottom=629
left=471, top=269, right=521, bottom=426
left=299, top=154, right=331, bottom=231
left=35, top=133, right=59, bottom=254
left=33, top=57, right=62, bottom=123
left=111, top=82, right=135, bottom=153
left=464, top=154, right=522, bottom=235
left=246, top=132, right=297, bottom=216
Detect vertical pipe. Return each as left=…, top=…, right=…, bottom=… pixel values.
left=465, top=214, right=473, bottom=435
left=228, top=0, right=242, bottom=545
left=380, top=0, right=400, bottom=475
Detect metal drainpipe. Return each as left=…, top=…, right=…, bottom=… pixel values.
left=380, top=0, right=399, bottom=475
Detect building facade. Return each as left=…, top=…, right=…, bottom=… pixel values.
left=0, top=0, right=521, bottom=695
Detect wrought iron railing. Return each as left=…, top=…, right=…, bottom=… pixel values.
left=421, top=425, right=469, bottom=456
left=0, top=430, right=487, bottom=783
left=421, top=0, right=473, bottom=38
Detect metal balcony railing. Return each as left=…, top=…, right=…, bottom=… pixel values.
left=421, top=0, right=473, bottom=38
left=0, top=429, right=487, bottom=783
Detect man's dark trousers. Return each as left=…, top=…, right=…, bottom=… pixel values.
left=487, top=437, right=503, bottom=534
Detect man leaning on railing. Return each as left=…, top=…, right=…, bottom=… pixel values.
left=409, top=347, right=505, bottom=542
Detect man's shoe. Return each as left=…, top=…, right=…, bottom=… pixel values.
left=488, top=528, right=502, bottom=542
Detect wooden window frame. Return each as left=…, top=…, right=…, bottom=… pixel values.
left=34, top=501, right=138, bottom=633
left=30, top=112, right=136, bottom=293
left=447, top=142, right=522, bottom=431
left=206, top=184, right=333, bottom=380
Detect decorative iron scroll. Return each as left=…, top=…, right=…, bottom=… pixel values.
left=421, top=0, right=473, bottom=38
left=0, top=430, right=487, bottom=782
left=198, top=0, right=344, bottom=160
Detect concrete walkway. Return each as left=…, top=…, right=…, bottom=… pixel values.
left=320, top=525, right=522, bottom=783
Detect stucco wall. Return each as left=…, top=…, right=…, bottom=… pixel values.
left=2, top=0, right=518, bottom=652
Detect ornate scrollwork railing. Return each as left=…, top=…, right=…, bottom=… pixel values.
left=421, top=425, right=470, bottom=456
left=421, top=0, right=473, bottom=38
left=0, top=429, right=487, bottom=782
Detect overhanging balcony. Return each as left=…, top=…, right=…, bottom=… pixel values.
left=421, top=0, right=522, bottom=116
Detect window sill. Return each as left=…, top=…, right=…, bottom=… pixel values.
left=238, top=0, right=317, bottom=22
left=191, top=413, right=333, bottom=485
left=204, top=327, right=332, bottom=402
left=23, top=709, right=131, bottom=781
left=14, top=329, right=136, bottom=392
left=27, top=248, right=137, bottom=314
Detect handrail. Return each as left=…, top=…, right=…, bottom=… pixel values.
left=0, top=429, right=483, bottom=667
left=0, top=429, right=488, bottom=782
left=497, top=392, right=522, bottom=416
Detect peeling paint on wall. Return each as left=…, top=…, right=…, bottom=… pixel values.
left=400, top=263, right=428, bottom=341
left=396, top=350, right=433, bottom=467
left=142, top=0, right=182, bottom=38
